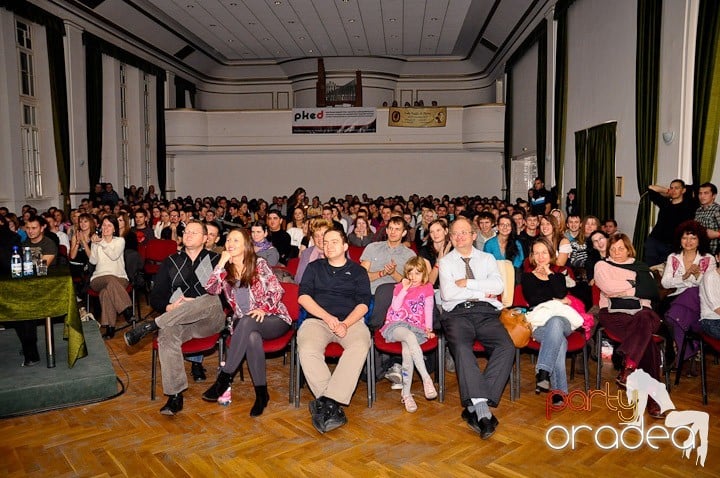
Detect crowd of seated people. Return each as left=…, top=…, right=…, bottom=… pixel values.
left=4, top=179, right=720, bottom=436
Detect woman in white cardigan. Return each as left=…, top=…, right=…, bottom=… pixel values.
left=89, top=215, right=132, bottom=339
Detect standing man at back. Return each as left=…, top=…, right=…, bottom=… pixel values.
left=695, top=182, right=720, bottom=257
left=645, top=179, right=696, bottom=266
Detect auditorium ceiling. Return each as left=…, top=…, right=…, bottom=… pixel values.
left=69, top=0, right=543, bottom=76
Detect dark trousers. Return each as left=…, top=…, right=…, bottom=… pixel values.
left=12, top=320, right=40, bottom=363
left=599, top=307, right=661, bottom=380
left=441, top=303, right=515, bottom=407
left=643, top=236, right=671, bottom=268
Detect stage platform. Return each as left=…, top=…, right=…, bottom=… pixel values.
left=0, top=321, right=119, bottom=418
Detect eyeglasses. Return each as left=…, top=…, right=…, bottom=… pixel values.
left=450, top=231, right=473, bottom=237
left=183, top=230, right=204, bottom=236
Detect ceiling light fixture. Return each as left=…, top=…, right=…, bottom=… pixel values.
left=308, top=49, right=314, bottom=53
left=389, top=18, right=396, bottom=22
left=274, top=1, right=282, bottom=5
left=431, top=17, right=438, bottom=21
left=348, top=19, right=355, bottom=23
left=299, top=36, right=306, bottom=40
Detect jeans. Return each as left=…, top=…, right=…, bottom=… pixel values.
left=533, top=316, right=572, bottom=393
left=700, top=319, right=720, bottom=340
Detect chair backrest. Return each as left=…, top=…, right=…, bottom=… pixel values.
left=144, top=239, right=177, bottom=263
left=512, top=283, right=529, bottom=308
left=368, top=282, right=395, bottom=330
left=347, top=245, right=364, bottom=263
left=496, top=259, right=514, bottom=307
left=285, top=257, right=300, bottom=277
left=280, top=282, right=300, bottom=322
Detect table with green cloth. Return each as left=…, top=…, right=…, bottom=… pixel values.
left=0, top=268, right=87, bottom=368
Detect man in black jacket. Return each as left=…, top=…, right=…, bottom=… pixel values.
left=124, top=220, right=224, bottom=415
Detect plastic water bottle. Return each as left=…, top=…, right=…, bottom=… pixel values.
left=22, top=247, right=34, bottom=277
left=11, top=246, right=22, bottom=278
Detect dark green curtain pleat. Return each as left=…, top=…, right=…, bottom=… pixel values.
left=504, top=69, right=513, bottom=202
left=156, top=77, right=167, bottom=199
left=1, top=0, right=71, bottom=211
left=633, top=0, right=662, bottom=258
left=576, top=123, right=616, bottom=222
left=588, top=123, right=616, bottom=222
left=553, top=10, right=568, bottom=193
left=536, top=22, right=547, bottom=181
left=46, top=21, right=71, bottom=214
left=174, top=76, right=196, bottom=109
left=575, top=130, right=587, bottom=216
left=84, top=37, right=103, bottom=190
left=693, top=0, right=720, bottom=184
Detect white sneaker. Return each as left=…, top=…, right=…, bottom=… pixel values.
left=390, top=383, right=403, bottom=390
left=384, top=363, right=402, bottom=385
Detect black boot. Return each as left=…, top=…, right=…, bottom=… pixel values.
left=160, top=393, right=183, bottom=415
left=102, top=326, right=115, bottom=340
left=124, top=320, right=159, bottom=346
left=535, top=370, right=550, bottom=394
left=250, top=385, right=269, bottom=417
left=202, top=371, right=233, bottom=402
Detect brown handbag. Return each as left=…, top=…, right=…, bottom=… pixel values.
left=499, top=307, right=532, bottom=348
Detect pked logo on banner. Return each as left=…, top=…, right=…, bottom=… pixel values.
left=545, top=370, right=709, bottom=467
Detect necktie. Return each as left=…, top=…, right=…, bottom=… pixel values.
left=462, top=257, right=475, bottom=280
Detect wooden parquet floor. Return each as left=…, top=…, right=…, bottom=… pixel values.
left=2, top=302, right=720, bottom=477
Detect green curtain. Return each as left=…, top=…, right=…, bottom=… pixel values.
left=633, top=0, right=662, bottom=258
left=84, top=35, right=103, bottom=190
left=1, top=1, right=71, bottom=212
left=692, top=0, right=720, bottom=185
left=536, top=21, right=547, bottom=182
left=504, top=68, right=513, bottom=202
left=574, top=130, right=587, bottom=216
left=576, top=123, right=616, bottom=221
left=553, top=7, right=569, bottom=194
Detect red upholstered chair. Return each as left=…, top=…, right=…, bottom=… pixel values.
left=514, top=284, right=590, bottom=394
left=230, top=282, right=300, bottom=404
left=595, top=327, right=671, bottom=390
left=285, top=257, right=300, bottom=277
left=347, top=245, right=364, bottom=264
left=150, top=333, right=224, bottom=400
left=676, top=331, right=720, bottom=404
left=142, top=239, right=178, bottom=286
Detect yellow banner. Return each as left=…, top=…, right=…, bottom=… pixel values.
left=388, top=107, right=447, bottom=127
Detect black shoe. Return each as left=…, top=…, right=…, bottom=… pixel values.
left=250, top=385, right=269, bottom=417
left=124, top=320, right=158, bottom=346
left=160, top=393, right=183, bottom=415
left=320, top=400, right=347, bottom=433
left=122, top=306, right=135, bottom=322
left=21, top=359, right=40, bottom=367
left=202, top=371, right=233, bottom=402
left=102, top=326, right=115, bottom=340
left=309, top=398, right=324, bottom=418
left=191, top=362, right=207, bottom=382
left=551, top=394, right=565, bottom=407
left=461, top=409, right=498, bottom=439
left=535, top=370, right=550, bottom=394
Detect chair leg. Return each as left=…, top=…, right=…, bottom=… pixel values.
left=700, top=340, right=708, bottom=405
left=288, top=336, right=296, bottom=404
left=582, top=343, right=590, bottom=393
left=294, top=347, right=301, bottom=408
left=569, top=354, right=576, bottom=381
left=438, top=335, right=445, bottom=403
left=595, top=327, right=603, bottom=390
left=675, top=332, right=690, bottom=385
left=659, top=337, right=671, bottom=392
left=369, top=341, right=377, bottom=403
left=151, top=347, right=157, bottom=400
left=366, top=346, right=373, bottom=408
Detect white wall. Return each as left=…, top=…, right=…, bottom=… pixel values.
left=511, top=43, right=538, bottom=158
left=166, top=106, right=504, bottom=201
left=563, top=0, right=637, bottom=233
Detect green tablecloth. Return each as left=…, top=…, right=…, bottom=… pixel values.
left=0, top=268, right=87, bottom=367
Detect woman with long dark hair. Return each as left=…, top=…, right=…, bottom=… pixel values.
left=202, top=228, right=291, bottom=417
left=483, top=215, right=525, bottom=272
